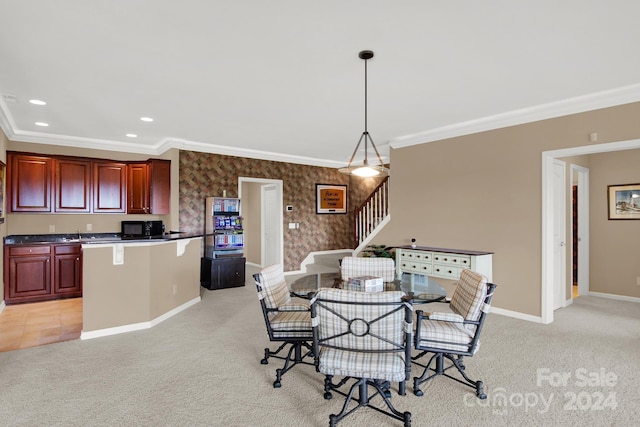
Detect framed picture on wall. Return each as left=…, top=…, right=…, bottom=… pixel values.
left=607, top=183, right=640, bottom=220
left=316, top=184, right=347, bottom=214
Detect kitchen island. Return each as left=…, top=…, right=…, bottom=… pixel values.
left=4, top=233, right=203, bottom=339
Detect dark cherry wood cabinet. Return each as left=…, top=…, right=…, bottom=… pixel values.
left=53, top=244, right=83, bottom=296
left=200, top=257, right=246, bottom=290
left=127, top=162, right=149, bottom=214
left=54, top=158, right=91, bottom=212
left=127, top=159, right=170, bottom=214
left=93, top=161, right=127, bottom=213
left=9, top=154, right=52, bottom=212
left=8, top=152, right=170, bottom=214
left=4, top=243, right=82, bottom=304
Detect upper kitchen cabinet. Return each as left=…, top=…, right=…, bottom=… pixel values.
left=93, top=161, right=127, bottom=213
left=127, top=159, right=170, bottom=214
left=8, top=153, right=52, bottom=212
left=54, top=158, right=91, bottom=213
left=7, top=152, right=170, bottom=214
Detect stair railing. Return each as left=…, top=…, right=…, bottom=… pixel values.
left=353, top=176, right=390, bottom=247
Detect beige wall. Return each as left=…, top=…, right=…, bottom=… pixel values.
left=588, top=149, right=640, bottom=296
left=373, top=102, right=640, bottom=317
left=0, top=130, right=8, bottom=299
left=82, top=238, right=201, bottom=332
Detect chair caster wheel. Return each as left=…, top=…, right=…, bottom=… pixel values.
left=384, top=389, right=392, bottom=398
left=477, top=392, right=487, bottom=400
left=273, top=381, right=281, bottom=388
left=329, top=414, right=337, bottom=427
left=324, top=392, right=332, bottom=400
left=414, top=389, right=423, bottom=397
left=403, top=411, right=412, bottom=427
left=260, top=359, right=268, bottom=365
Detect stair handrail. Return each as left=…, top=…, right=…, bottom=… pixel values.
left=353, top=176, right=390, bottom=247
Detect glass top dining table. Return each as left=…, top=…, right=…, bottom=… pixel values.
left=289, top=271, right=447, bottom=304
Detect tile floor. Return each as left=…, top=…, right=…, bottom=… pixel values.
left=0, top=298, right=82, bottom=352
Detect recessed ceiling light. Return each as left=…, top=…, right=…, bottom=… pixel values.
left=140, top=117, right=154, bottom=122
left=35, top=122, right=49, bottom=127
left=29, top=99, right=47, bottom=106
left=126, top=133, right=137, bottom=138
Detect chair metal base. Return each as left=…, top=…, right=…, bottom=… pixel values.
left=261, top=340, right=314, bottom=388
left=412, top=351, right=486, bottom=399
left=322, top=375, right=411, bottom=426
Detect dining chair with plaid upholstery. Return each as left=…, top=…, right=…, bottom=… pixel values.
left=340, top=256, right=396, bottom=283
left=412, top=268, right=497, bottom=399
left=311, top=288, right=413, bottom=427
left=254, top=264, right=313, bottom=388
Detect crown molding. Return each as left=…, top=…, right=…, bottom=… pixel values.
left=390, top=83, right=640, bottom=149
left=4, top=83, right=640, bottom=166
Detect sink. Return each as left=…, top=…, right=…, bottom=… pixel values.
left=60, top=238, right=81, bottom=243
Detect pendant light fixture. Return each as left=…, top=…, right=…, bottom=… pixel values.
left=338, top=50, right=389, bottom=177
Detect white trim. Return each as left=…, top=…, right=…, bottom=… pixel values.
left=588, top=291, right=640, bottom=304
left=390, top=83, right=640, bottom=149
left=491, top=306, right=544, bottom=323
left=5, top=84, right=640, bottom=168
left=0, top=300, right=5, bottom=315
left=353, top=214, right=392, bottom=255
left=80, top=296, right=201, bottom=340
left=289, top=249, right=355, bottom=276
left=570, top=164, right=590, bottom=298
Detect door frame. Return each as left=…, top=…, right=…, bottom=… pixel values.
left=551, top=159, right=567, bottom=311
left=261, top=183, right=281, bottom=267
left=570, top=164, right=590, bottom=298
left=238, top=177, right=283, bottom=268
left=541, top=138, right=640, bottom=323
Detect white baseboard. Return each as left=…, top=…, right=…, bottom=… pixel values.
left=0, top=300, right=5, bottom=314
left=588, top=291, right=640, bottom=303
left=80, top=296, right=201, bottom=340
left=491, top=306, right=544, bottom=323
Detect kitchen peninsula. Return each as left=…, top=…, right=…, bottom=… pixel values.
left=4, top=233, right=203, bottom=339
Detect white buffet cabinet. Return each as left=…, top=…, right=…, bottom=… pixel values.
left=395, top=245, right=493, bottom=282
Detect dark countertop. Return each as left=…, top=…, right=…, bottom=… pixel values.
left=4, top=232, right=203, bottom=245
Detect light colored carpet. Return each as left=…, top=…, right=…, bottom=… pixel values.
left=1, top=266, right=638, bottom=426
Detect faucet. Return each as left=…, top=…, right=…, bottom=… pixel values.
left=77, top=229, right=82, bottom=240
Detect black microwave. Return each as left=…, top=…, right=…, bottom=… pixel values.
left=121, top=220, right=164, bottom=238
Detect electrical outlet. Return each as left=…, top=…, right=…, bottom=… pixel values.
left=86, top=224, right=92, bottom=231
left=49, top=225, right=55, bottom=232
left=172, top=284, right=178, bottom=295
left=637, top=276, right=640, bottom=286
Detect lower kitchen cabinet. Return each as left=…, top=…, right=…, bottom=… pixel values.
left=4, top=243, right=82, bottom=304
left=200, top=257, right=246, bottom=290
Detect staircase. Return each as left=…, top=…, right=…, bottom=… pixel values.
left=287, top=178, right=390, bottom=282
left=353, top=176, right=390, bottom=251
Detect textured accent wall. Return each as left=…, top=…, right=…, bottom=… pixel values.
left=179, top=150, right=353, bottom=271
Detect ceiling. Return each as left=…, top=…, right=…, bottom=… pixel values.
left=2, top=1, right=640, bottom=168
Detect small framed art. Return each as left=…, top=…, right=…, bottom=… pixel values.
left=316, top=184, right=347, bottom=214
left=607, top=183, right=640, bottom=220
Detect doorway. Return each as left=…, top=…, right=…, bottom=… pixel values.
left=542, top=137, right=640, bottom=323
left=238, top=177, right=283, bottom=268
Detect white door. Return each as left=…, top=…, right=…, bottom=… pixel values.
left=262, top=184, right=280, bottom=266
left=552, top=159, right=567, bottom=310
